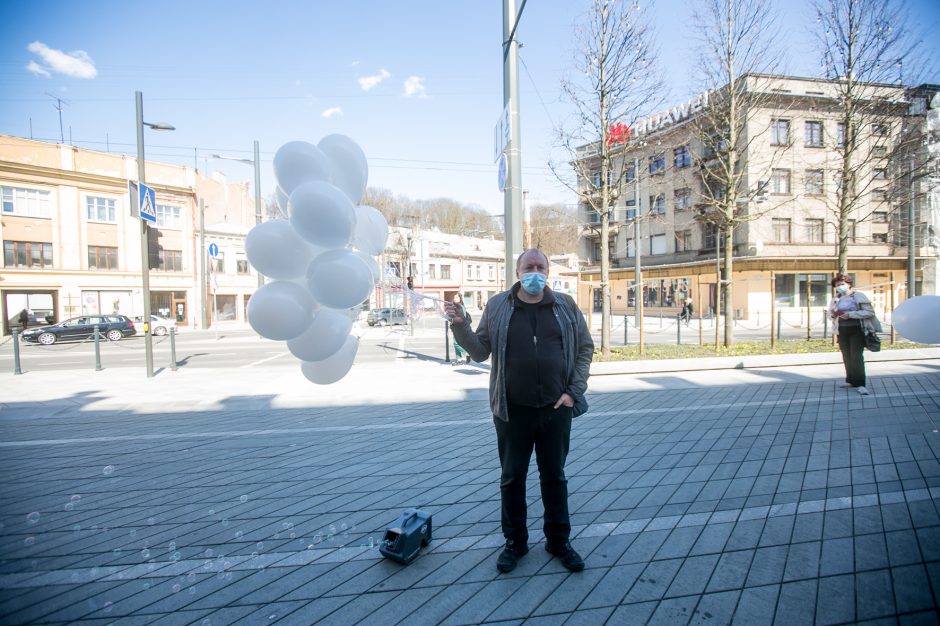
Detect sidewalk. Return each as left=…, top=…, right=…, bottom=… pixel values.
left=1, top=352, right=939, bottom=624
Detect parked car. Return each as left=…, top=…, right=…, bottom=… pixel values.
left=20, top=315, right=137, bottom=345
left=366, top=308, right=407, bottom=326
left=148, top=315, right=177, bottom=336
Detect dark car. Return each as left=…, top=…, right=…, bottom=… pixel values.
left=366, top=308, right=407, bottom=326
left=21, top=315, right=137, bottom=345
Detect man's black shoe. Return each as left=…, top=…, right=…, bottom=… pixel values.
left=496, top=539, right=528, bottom=573
left=546, top=541, right=585, bottom=572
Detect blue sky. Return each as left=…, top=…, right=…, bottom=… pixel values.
left=1, top=0, right=937, bottom=216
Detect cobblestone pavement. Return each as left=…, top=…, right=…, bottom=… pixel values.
left=1, top=352, right=939, bottom=624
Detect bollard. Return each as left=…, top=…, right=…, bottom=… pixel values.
left=93, top=325, right=103, bottom=371
left=170, top=326, right=178, bottom=371
left=777, top=310, right=782, bottom=341
left=444, top=321, right=451, bottom=363
left=623, top=314, right=628, bottom=345
left=12, top=328, right=23, bottom=375
left=677, top=316, right=681, bottom=345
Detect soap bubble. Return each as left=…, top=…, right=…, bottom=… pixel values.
left=239, top=495, right=248, bottom=503
left=26, top=512, right=40, bottom=525
left=103, top=465, right=115, bottom=476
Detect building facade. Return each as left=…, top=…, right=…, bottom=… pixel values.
left=0, top=136, right=257, bottom=335
left=576, top=75, right=939, bottom=321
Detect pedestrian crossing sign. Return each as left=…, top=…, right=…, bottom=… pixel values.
left=138, top=182, right=156, bottom=224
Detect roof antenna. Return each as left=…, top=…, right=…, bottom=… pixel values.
left=44, top=92, right=70, bottom=143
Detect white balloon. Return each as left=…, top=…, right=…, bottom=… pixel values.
left=300, top=335, right=359, bottom=385
left=247, top=281, right=317, bottom=341
left=273, top=141, right=331, bottom=195
left=318, top=134, right=368, bottom=205
left=353, top=249, right=381, bottom=284
left=306, top=249, right=374, bottom=309
left=892, top=295, right=940, bottom=344
left=352, top=205, right=389, bottom=256
left=286, top=307, right=353, bottom=362
left=289, top=181, right=356, bottom=249
left=245, top=219, right=311, bottom=280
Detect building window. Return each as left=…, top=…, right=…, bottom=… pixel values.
left=441, top=265, right=451, bottom=279
left=805, top=219, right=824, bottom=243
left=649, top=194, right=666, bottom=214
left=872, top=232, right=888, bottom=243
left=804, top=169, right=824, bottom=195
left=488, top=265, right=494, bottom=280
left=4, top=240, right=53, bottom=268
left=428, top=264, right=436, bottom=279
left=213, top=252, right=225, bottom=274
left=626, top=238, right=634, bottom=257
left=846, top=219, right=856, bottom=243
left=673, top=145, right=691, bottom=169
left=703, top=223, right=719, bottom=250
left=466, top=265, right=472, bottom=280
left=873, top=211, right=888, bottom=223
left=675, top=229, right=693, bottom=252
left=872, top=168, right=887, bottom=179
left=624, top=163, right=636, bottom=183
left=160, top=250, right=183, bottom=272
left=871, top=188, right=888, bottom=202
left=650, top=234, right=666, bottom=255
left=770, top=119, right=790, bottom=146
left=236, top=255, right=249, bottom=274
left=804, top=121, right=824, bottom=147
left=772, top=218, right=791, bottom=243
left=592, top=241, right=601, bottom=263
left=872, top=146, right=887, bottom=157
left=648, top=153, right=665, bottom=175
left=871, top=123, right=888, bottom=137
left=86, top=196, right=117, bottom=223
left=88, top=245, right=118, bottom=270
left=2, top=186, right=51, bottom=218
left=770, top=169, right=791, bottom=194
left=475, top=265, right=481, bottom=280
left=836, top=122, right=846, bottom=147
left=674, top=188, right=692, bottom=211
left=155, top=204, right=182, bottom=229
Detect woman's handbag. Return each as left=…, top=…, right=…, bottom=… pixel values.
left=865, top=330, right=882, bottom=352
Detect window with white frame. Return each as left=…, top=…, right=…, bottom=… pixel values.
left=804, top=121, right=824, bottom=147
left=871, top=188, right=889, bottom=202
left=872, top=232, right=888, bottom=243
left=650, top=234, right=666, bottom=255
left=770, top=169, right=791, bottom=194
left=649, top=194, right=666, bottom=214
left=466, top=265, right=472, bottom=280
left=428, top=264, right=436, bottom=279
left=772, top=218, right=791, bottom=242
left=674, top=188, right=692, bottom=210
left=624, top=163, right=636, bottom=183
left=805, top=219, right=824, bottom=243
left=836, top=122, right=847, bottom=147
left=441, top=265, right=451, bottom=279
left=156, top=203, right=182, bottom=229
left=236, top=254, right=249, bottom=274
left=626, top=238, right=634, bottom=257
left=872, top=168, right=887, bottom=180
left=770, top=119, right=790, bottom=146
left=625, top=198, right=637, bottom=219
left=675, top=229, right=693, bottom=252
left=873, top=211, right=888, bottom=223
left=648, top=153, right=665, bottom=175
left=846, top=219, right=857, bottom=243
left=488, top=265, right=494, bottom=280
left=475, top=265, right=481, bottom=280
left=871, top=123, right=888, bottom=137
left=804, top=170, right=824, bottom=195
left=2, top=186, right=51, bottom=218
left=86, top=196, right=117, bottom=223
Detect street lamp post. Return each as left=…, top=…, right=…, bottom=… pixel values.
left=211, top=141, right=264, bottom=288
left=135, top=91, right=174, bottom=378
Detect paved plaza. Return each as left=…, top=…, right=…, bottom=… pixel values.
left=1, top=349, right=940, bottom=624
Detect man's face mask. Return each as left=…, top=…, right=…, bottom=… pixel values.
left=520, top=272, right=547, bottom=295
left=835, top=283, right=849, bottom=294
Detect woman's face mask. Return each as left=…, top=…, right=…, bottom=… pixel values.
left=835, top=283, right=849, bottom=295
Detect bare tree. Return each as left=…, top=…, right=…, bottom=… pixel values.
left=528, top=203, right=580, bottom=256
left=688, top=0, right=786, bottom=346
left=362, top=187, right=499, bottom=238
left=813, top=0, right=924, bottom=275
left=552, top=0, right=665, bottom=355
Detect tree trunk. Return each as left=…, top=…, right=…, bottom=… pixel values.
left=600, top=206, right=610, bottom=355
left=723, top=226, right=734, bottom=346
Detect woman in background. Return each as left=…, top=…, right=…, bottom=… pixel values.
left=829, top=273, right=875, bottom=395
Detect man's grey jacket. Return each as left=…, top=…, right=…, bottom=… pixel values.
left=451, top=284, right=594, bottom=422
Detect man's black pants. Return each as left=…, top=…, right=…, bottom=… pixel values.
left=494, top=404, right=572, bottom=546
left=837, top=323, right=867, bottom=387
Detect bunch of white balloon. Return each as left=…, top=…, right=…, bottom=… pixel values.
left=245, top=136, right=389, bottom=384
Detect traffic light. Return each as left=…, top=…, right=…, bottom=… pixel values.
left=147, top=226, right=163, bottom=269
left=406, top=276, right=414, bottom=290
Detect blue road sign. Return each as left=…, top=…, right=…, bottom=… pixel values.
left=208, top=243, right=219, bottom=258
left=138, top=182, right=156, bottom=224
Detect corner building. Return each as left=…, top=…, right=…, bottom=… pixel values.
left=576, top=74, right=939, bottom=322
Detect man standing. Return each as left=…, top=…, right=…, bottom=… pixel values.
left=446, top=249, right=594, bottom=573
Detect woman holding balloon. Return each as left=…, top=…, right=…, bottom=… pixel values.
left=828, top=273, right=876, bottom=395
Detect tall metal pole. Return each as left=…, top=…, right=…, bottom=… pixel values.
left=908, top=160, right=916, bottom=297
left=633, top=158, right=641, bottom=327
left=253, top=140, right=264, bottom=289
left=502, top=0, right=524, bottom=288
left=199, top=199, right=208, bottom=329
left=136, top=91, right=154, bottom=378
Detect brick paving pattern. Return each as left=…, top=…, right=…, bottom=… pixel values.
left=1, top=360, right=939, bottom=624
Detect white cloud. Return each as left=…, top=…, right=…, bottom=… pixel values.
left=26, top=41, right=97, bottom=79
left=350, top=61, right=360, bottom=67
left=321, top=107, right=343, bottom=118
left=26, top=60, right=50, bottom=78
left=403, top=76, right=427, bottom=98
left=358, top=69, right=390, bottom=91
